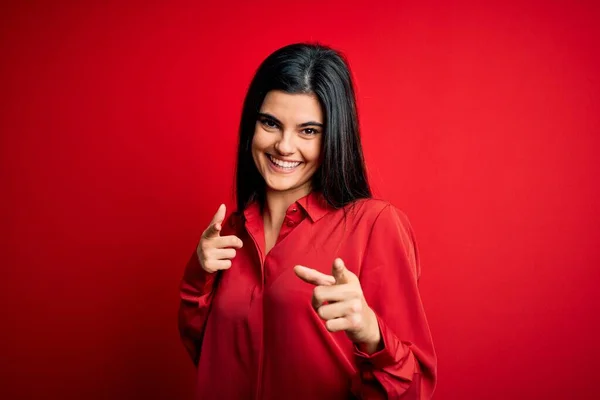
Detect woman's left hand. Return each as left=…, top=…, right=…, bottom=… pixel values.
left=294, top=258, right=381, bottom=353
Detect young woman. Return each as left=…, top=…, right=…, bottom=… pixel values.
left=179, top=43, right=437, bottom=399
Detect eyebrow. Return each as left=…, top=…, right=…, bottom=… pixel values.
left=258, top=112, right=324, bottom=128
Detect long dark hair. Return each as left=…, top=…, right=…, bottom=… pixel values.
left=235, top=43, right=371, bottom=213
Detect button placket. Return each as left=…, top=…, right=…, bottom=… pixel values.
left=278, top=204, right=301, bottom=241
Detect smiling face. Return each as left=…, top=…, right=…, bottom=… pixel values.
left=251, top=90, right=323, bottom=197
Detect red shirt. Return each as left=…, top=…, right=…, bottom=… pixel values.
left=179, top=192, right=437, bottom=399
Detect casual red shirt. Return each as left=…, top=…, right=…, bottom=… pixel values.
left=179, top=192, right=437, bottom=399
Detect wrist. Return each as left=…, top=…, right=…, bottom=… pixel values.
left=357, top=309, right=382, bottom=354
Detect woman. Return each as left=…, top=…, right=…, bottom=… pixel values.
left=179, top=43, right=437, bottom=399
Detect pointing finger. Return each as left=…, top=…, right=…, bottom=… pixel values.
left=332, top=258, right=350, bottom=285
left=211, top=204, right=226, bottom=225
left=203, top=204, right=226, bottom=238
left=294, top=266, right=336, bottom=286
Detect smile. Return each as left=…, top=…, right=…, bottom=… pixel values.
left=267, top=154, right=302, bottom=170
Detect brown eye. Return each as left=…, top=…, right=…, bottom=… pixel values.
left=261, top=118, right=278, bottom=129
left=303, top=128, right=319, bottom=135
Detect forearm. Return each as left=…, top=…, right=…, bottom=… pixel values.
left=178, top=251, right=218, bottom=364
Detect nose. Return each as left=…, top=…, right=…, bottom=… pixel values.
left=274, top=131, right=295, bottom=156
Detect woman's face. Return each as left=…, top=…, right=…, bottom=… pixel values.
left=252, top=90, right=323, bottom=197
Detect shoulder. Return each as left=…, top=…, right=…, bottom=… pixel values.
left=343, top=198, right=416, bottom=253
left=345, top=198, right=411, bottom=227
left=348, top=198, right=420, bottom=277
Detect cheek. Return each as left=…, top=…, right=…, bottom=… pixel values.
left=305, top=139, right=322, bottom=164
left=251, top=132, right=264, bottom=168
left=252, top=129, right=271, bottom=152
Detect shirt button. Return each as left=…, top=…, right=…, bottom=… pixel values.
left=286, top=220, right=295, bottom=227
left=291, top=208, right=298, bottom=213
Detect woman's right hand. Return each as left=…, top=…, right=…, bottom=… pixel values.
left=198, top=204, right=243, bottom=273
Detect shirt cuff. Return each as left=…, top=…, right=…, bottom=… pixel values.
left=179, top=253, right=218, bottom=305
left=354, top=312, right=412, bottom=371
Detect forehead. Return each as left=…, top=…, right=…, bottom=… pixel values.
left=260, top=90, right=323, bottom=123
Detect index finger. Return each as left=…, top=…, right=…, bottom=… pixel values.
left=294, top=265, right=336, bottom=286
left=203, top=204, right=226, bottom=239
left=210, top=204, right=226, bottom=225
left=202, top=221, right=221, bottom=239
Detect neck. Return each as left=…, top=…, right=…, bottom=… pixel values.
left=263, top=185, right=311, bottom=230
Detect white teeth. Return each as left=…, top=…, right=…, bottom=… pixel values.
left=268, top=155, right=301, bottom=169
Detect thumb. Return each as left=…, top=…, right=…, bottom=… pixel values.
left=204, top=204, right=226, bottom=238
left=332, top=258, right=350, bottom=285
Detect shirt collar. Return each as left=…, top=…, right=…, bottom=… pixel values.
left=295, top=191, right=332, bottom=223
left=242, top=191, right=332, bottom=224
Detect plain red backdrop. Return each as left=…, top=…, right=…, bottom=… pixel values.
left=2, top=1, right=599, bottom=399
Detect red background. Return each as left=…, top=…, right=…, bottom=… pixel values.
left=2, top=1, right=599, bottom=399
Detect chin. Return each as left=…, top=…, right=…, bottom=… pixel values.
left=265, top=180, right=300, bottom=193
left=264, top=176, right=311, bottom=194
